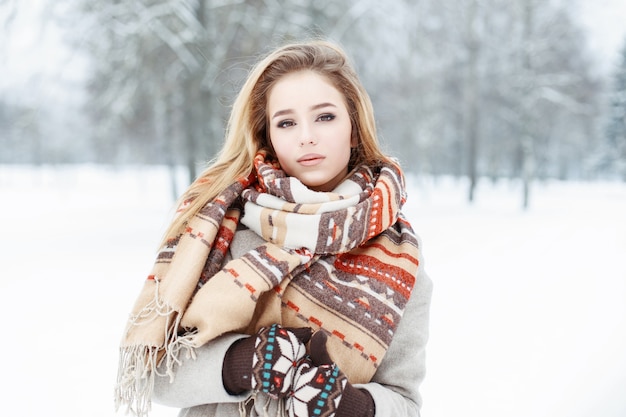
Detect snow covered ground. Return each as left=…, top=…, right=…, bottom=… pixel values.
left=1, top=165, right=624, bottom=417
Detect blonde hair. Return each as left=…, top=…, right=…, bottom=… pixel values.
left=162, top=39, right=390, bottom=241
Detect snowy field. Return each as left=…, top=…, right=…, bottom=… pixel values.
left=1, top=164, right=625, bottom=417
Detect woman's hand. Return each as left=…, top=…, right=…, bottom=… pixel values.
left=286, top=332, right=375, bottom=417
left=222, top=324, right=312, bottom=398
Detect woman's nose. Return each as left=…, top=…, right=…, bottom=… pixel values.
left=299, top=123, right=317, bottom=146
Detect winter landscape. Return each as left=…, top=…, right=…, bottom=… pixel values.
left=1, top=164, right=624, bottom=417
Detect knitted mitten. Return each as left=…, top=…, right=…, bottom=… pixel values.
left=286, top=332, right=375, bottom=417
left=222, top=324, right=312, bottom=398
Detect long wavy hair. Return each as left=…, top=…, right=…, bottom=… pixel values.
left=162, top=39, right=391, bottom=242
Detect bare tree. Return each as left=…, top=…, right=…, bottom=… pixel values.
left=605, top=38, right=626, bottom=180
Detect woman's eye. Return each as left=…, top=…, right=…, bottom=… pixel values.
left=277, top=120, right=295, bottom=128
left=318, top=113, right=335, bottom=122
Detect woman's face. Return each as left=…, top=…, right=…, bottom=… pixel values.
left=267, top=70, right=355, bottom=192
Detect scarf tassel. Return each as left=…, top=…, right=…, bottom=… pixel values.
left=115, top=281, right=196, bottom=417
left=236, top=392, right=280, bottom=417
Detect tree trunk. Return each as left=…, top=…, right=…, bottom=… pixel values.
left=520, top=0, right=535, bottom=210
left=464, top=0, right=480, bottom=203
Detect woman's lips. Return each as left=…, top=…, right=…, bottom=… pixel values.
left=297, top=153, right=325, bottom=166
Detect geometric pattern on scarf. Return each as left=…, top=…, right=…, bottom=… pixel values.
left=115, top=152, right=420, bottom=417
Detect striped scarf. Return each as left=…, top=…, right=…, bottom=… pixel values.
left=115, top=153, right=420, bottom=416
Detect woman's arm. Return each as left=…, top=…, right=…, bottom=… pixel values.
left=151, top=333, right=250, bottom=408
left=357, top=267, right=433, bottom=417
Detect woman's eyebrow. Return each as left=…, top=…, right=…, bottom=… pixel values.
left=271, top=102, right=337, bottom=120
left=271, top=108, right=294, bottom=120
left=310, top=102, right=337, bottom=111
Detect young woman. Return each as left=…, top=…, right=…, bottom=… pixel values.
left=115, top=40, right=432, bottom=417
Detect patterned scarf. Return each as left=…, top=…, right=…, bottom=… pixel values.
left=115, top=153, right=420, bottom=416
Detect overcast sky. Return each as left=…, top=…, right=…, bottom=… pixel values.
left=577, top=0, right=626, bottom=74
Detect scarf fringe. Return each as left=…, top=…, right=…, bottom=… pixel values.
left=115, top=280, right=196, bottom=417
left=237, top=392, right=281, bottom=417
left=114, top=344, right=158, bottom=417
